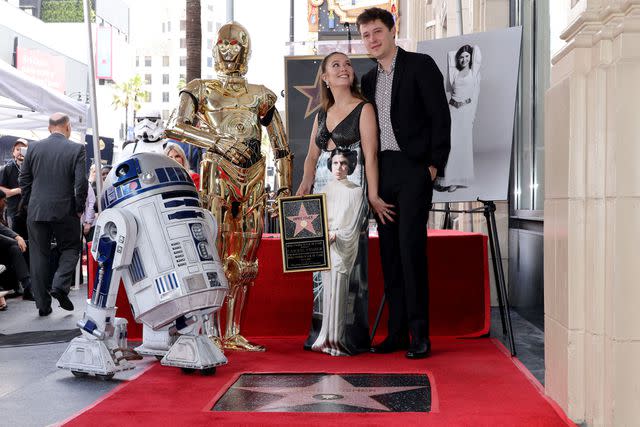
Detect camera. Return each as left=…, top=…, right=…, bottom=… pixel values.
left=20, top=147, right=27, bottom=156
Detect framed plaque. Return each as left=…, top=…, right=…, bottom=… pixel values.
left=278, top=194, right=331, bottom=273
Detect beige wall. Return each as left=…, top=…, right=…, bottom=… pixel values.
left=545, top=0, right=640, bottom=424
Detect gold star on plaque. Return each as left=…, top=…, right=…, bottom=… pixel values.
left=294, top=65, right=324, bottom=119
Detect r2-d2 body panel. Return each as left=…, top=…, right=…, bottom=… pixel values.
left=98, top=153, right=228, bottom=329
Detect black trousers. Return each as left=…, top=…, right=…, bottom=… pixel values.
left=377, top=151, right=432, bottom=342
left=0, top=235, right=29, bottom=289
left=27, top=216, right=81, bottom=310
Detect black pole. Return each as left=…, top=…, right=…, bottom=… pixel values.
left=344, top=22, right=352, bottom=53
left=370, top=293, right=385, bottom=343
left=480, top=200, right=516, bottom=355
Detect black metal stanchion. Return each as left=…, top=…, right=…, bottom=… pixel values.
left=478, top=200, right=516, bottom=355
left=369, top=293, right=385, bottom=343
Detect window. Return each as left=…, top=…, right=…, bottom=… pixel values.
left=167, top=21, right=171, bottom=32
left=180, top=20, right=186, bottom=31
left=144, top=56, right=151, bottom=67
left=180, top=38, right=186, bottom=49
left=180, top=56, right=186, bottom=67
left=511, top=0, right=549, bottom=212
left=162, top=22, right=165, bottom=32
left=144, top=92, right=151, bottom=102
left=163, top=56, right=169, bottom=66
left=162, top=92, right=170, bottom=103
left=207, top=38, right=213, bottom=50
left=207, top=57, right=213, bottom=67
left=180, top=73, right=186, bottom=81
left=207, top=21, right=213, bottom=32
left=162, top=110, right=171, bottom=120
left=144, top=74, right=152, bottom=85
left=162, top=74, right=169, bottom=85
left=135, top=56, right=139, bottom=67
left=207, top=5, right=213, bottom=12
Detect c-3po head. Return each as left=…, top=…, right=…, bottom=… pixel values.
left=213, top=21, right=250, bottom=77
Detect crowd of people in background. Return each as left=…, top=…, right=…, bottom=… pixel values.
left=0, top=115, right=201, bottom=315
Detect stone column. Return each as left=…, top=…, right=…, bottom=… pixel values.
left=545, top=1, right=640, bottom=424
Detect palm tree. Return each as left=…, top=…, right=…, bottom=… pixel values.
left=112, top=75, right=144, bottom=140
left=185, top=0, right=202, bottom=83
left=184, top=0, right=202, bottom=169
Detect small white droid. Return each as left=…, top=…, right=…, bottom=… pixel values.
left=57, top=152, right=228, bottom=378
left=120, top=108, right=166, bottom=158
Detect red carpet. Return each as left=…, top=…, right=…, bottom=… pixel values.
left=62, top=337, right=574, bottom=427
left=90, top=230, right=490, bottom=340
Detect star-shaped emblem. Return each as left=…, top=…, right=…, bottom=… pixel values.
left=294, top=65, right=323, bottom=119
left=235, top=374, right=427, bottom=412
left=286, top=203, right=319, bottom=237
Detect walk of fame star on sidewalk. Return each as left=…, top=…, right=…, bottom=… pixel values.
left=213, top=373, right=431, bottom=413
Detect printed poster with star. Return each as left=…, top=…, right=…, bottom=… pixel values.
left=278, top=194, right=331, bottom=273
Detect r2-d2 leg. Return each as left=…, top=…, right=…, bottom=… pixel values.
left=57, top=209, right=140, bottom=379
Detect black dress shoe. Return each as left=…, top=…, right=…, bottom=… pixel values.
left=50, top=289, right=74, bottom=311
left=370, top=336, right=409, bottom=354
left=406, top=340, right=431, bottom=359
left=39, top=306, right=52, bottom=316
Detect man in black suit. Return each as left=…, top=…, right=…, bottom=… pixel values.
left=358, top=8, right=451, bottom=359
left=19, top=113, right=87, bottom=316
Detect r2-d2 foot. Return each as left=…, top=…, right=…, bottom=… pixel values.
left=57, top=305, right=136, bottom=380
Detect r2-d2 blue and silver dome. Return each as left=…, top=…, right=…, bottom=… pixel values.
left=57, top=153, right=228, bottom=378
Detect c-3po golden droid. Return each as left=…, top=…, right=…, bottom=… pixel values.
left=165, top=22, right=292, bottom=352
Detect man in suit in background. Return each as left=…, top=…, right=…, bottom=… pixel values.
left=19, top=113, right=87, bottom=316
left=358, top=8, right=451, bottom=359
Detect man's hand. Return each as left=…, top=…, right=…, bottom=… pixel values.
left=428, top=166, right=438, bottom=182
left=15, top=235, right=27, bottom=252
left=83, top=223, right=92, bottom=236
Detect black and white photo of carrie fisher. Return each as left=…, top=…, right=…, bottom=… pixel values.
left=435, top=44, right=482, bottom=192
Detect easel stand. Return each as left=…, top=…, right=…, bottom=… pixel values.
left=370, top=199, right=517, bottom=357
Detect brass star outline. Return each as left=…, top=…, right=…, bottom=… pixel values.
left=294, top=65, right=324, bottom=119
left=234, top=374, right=427, bottom=412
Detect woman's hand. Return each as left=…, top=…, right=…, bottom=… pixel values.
left=369, top=194, right=395, bottom=225
left=295, top=179, right=313, bottom=196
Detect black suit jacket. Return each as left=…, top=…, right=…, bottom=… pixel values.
left=361, top=47, right=451, bottom=176
left=18, top=132, right=87, bottom=222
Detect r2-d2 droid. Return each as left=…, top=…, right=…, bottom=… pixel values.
left=57, top=153, right=228, bottom=378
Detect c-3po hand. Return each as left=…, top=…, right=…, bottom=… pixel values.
left=214, top=136, right=253, bottom=165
